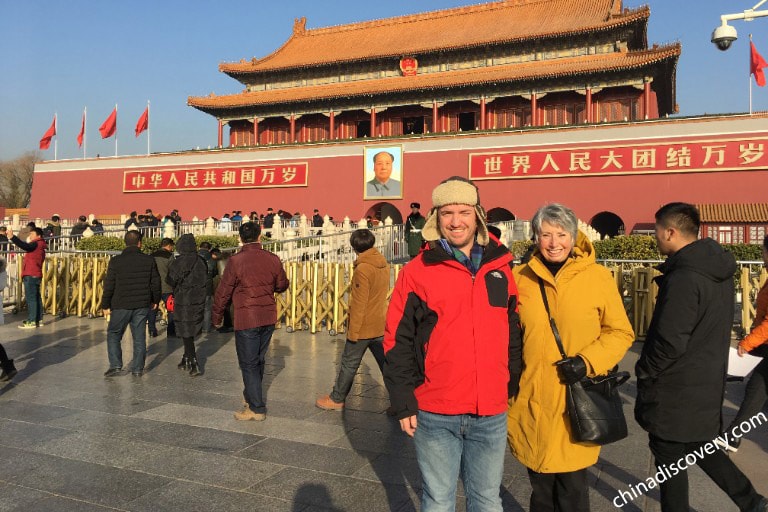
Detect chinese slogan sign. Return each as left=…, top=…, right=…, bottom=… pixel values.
left=123, top=163, right=308, bottom=192
left=469, top=136, right=767, bottom=180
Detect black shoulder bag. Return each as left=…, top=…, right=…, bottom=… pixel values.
left=538, top=278, right=630, bottom=445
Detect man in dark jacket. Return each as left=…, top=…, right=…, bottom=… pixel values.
left=384, top=177, right=521, bottom=510
left=9, top=227, right=46, bottom=329
left=102, top=231, right=161, bottom=377
left=213, top=222, right=289, bottom=421
left=148, top=238, right=175, bottom=337
left=70, top=215, right=89, bottom=238
left=635, top=202, right=767, bottom=512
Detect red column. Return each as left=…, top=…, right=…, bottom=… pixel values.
left=290, top=114, right=296, bottom=142
left=585, top=88, right=592, bottom=123
left=480, top=97, right=486, bottom=130
left=329, top=111, right=335, bottom=140
left=432, top=101, right=439, bottom=133
left=217, top=120, right=223, bottom=148
left=370, top=107, right=377, bottom=137
left=530, top=93, right=538, bottom=127
left=643, top=81, right=651, bottom=119
left=253, top=118, right=259, bottom=145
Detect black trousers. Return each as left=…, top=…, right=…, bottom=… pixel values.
left=730, top=358, right=768, bottom=431
left=527, top=467, right=589, bottom=512
left=0, top=343, right=9, bottom=364
left=648, top=434, right=762, bottom=512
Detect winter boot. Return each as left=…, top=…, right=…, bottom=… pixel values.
left=0, top=360, right=18, bottom=382
left=177, top=355, right=189, bottom=370
left=188, top=357, right=200, bottom=377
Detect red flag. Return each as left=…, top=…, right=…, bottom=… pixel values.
left=39, top=116, right=56, bottom=150
left=77, top=111, right=85, bottom=147
left=135, top=107, right=148, bottom=137
left=99, top=108, right=117, bottom=138
left=751, top=41, right=768, bottom=87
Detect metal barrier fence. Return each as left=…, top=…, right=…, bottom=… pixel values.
left=2, top=253, right=765, bottom=338
left=599, top=259, right=767, bottom=340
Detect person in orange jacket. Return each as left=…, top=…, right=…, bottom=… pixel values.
left=723, top=234, right=768, bottom=452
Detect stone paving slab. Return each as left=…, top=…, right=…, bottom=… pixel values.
left=0, top=314, right=766, bottom=511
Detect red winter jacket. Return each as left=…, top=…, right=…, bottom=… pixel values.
left=12, top=236, right=46, bottom=278
left=212, top=243, right=289, bottom=330
left=383, top=239, right=522, bottom=420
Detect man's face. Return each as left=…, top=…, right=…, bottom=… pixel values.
left=411, top=207, right=419, bottom=215
left=438, top=204, right=477, bottom=252
left=373, top=153, right=394, bottom=183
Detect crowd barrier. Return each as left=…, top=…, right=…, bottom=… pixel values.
left=2, top=253, right=765, bottom=339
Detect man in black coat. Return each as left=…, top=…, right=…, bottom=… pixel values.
left=635, top=202, right=767, bottom=512
left=102, top=231, right=161, bottom=377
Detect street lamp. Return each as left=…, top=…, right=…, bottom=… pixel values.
left=712, top=0, right=768, bottom=51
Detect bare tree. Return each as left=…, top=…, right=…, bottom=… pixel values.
left=0, top=151, right=39, bottom=208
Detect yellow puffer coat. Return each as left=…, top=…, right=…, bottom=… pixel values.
left=507, top=231, right=634, bottom=473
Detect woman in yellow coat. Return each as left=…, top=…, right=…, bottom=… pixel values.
left=508, top=203, right=634, bottom=512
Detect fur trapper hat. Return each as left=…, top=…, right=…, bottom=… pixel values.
left=421, top=176, right=489, bottom=246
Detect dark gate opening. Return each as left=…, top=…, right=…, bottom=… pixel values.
left=402, top=116, right=425, bottom=135
left=458, top=112, right=476, bottom=131
left=356, top=120, right=371, bottom=138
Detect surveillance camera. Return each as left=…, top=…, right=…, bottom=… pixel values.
left=711, top=24, right=738, bottom=51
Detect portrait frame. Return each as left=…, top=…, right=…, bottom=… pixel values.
left=363, top=145, right=404, bottom=200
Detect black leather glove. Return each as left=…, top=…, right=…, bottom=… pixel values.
left=556, top=356, right=587, bottom=385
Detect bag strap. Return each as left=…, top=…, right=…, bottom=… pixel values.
left=538, top=277, right=567, bottom=360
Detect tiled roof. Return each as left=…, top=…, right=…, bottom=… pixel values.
left=697, top=204, right=768, bottom=223
left=220, top=0, right=649, bottom=74
left=189, top=44, right=679, bottom=111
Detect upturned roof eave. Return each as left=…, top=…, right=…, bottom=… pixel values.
left=219, top=8, right=650, bottom=79
left=190, top=47, right=680, bottom=116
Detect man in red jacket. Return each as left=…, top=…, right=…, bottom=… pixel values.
left=213, top=222, right=289, bottom=422
left=384, top=176, right=522, bottom=511
left=8, top=227, right=46, bottom=329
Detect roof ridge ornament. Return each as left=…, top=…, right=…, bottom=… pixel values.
left=293, top=17, right=307, bottom=35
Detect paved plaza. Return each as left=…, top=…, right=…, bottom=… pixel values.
left=0, top=313, right=766, bottom=511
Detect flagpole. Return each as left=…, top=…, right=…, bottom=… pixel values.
left=114, top=104, right=118, bottom=156
left=147, top=100, right=151, bottom=156
left=54, top=113, right=58, bottom=161
left=83, top=107, right=87, bottom=159
left=750, top=34, right=754, bottom=115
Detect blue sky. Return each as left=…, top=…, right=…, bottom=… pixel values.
left=1, top=0, right=767, bottom=162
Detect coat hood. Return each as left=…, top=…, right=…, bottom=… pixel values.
left=355, top=247, right=387, bottom=269
left=176, top=234, right=197, bottom=255
left=659, top=238, right=736, bottom=282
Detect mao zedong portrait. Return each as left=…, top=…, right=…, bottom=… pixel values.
left=365, top=150, right=401, bottom=198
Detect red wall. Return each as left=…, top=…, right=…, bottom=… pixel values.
left=30, top=117, right=768, bottom=232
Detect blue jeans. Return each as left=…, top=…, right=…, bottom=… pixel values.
left=23, top=276, right=43, bottom=323
left=148, top=292, right=174, bottom=336
left=107, top=308, right=149, bottom=372
left=235, top=325, right=275, bottom=414
left=414, top=411, right=506, bottom=512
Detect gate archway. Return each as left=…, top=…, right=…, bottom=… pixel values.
left=590, top=211, right=625, bottom=238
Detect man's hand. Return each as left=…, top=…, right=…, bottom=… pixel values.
left=556, top=356, right=587, bottom=385
left=6, top=228, right=13, bottom=238
left=151, top=303, right=158, bottom=310
left=103, top=309, right=110, bottom=316
left=738, top=344, right=747, bottom=357
left=399, top=415, right=417, bottom=437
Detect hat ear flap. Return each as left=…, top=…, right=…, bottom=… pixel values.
left=421, top=208, right=441, bottom=242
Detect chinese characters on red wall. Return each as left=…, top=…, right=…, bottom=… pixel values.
left=469, top=137, right=766, bottom=180
left=123, top=162, right=308, bottom=192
